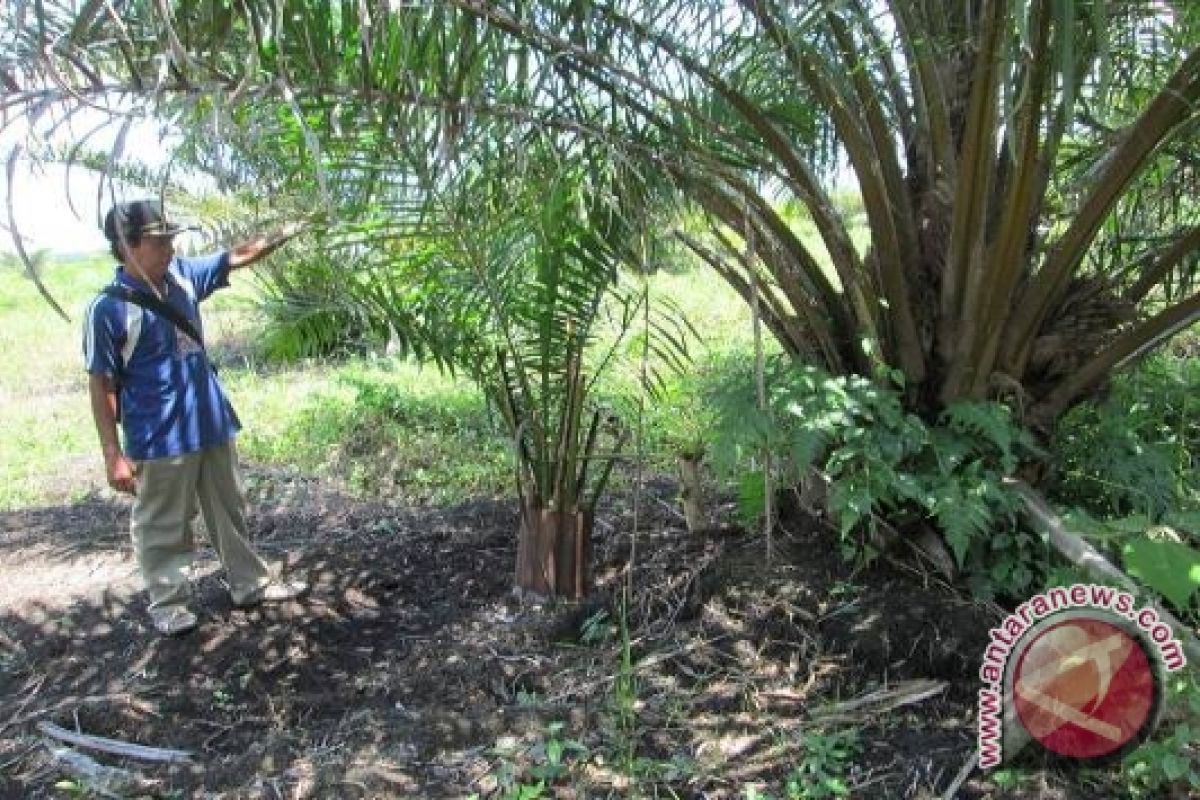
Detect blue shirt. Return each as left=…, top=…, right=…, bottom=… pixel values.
left=83, top=253, right=241, bottom=460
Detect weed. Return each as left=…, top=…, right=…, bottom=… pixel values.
left=579, top=609, right=614, bottom=646
left=743, top=787, right=776, bottom=800
left=527, top=722, right=588, bottom=784
left=610, top=599, right=640, bottom=777
left=987, top=768, right=1031, bottom=791
left=827, top=580, right=859, bottom=600
left=1123, top=672, right=1200, bottom=797
left=478, top=721, right=588, bottom=799
left=783, top=728, right=861, bottom=799
left=708, top=358, right=1045, bottom=598
left=210, top=687, right=236, bottom=711
left=1051, top=353, right=1200, bottom=520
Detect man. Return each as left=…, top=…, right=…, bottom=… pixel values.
left=84, top=199, right=309, bottom=636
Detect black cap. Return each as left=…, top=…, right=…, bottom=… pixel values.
left=103, top=200, right=190, bottom=242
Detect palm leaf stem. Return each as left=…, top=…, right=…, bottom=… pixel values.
left=1123, top=225, right=1200, bottom=304
left=938, top=0, right=1006, bottom=378
left=1003, top=45, right=1200, bottom=375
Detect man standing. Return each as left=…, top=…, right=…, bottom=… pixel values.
left=84, top=199, right=308, bottom=636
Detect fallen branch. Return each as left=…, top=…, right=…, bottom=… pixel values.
left=1007, top=478, right=1200, bottom=665
left=38, top=721, right=193, bottom=764
left=940, top=749, right=978, bottom=800
left=809, top=679, right=948, bottom=723
left=44, top=745, right=160, bottom=799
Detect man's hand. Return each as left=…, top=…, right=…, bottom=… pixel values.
left=106, top=452, right=138, bottom=495
left=275, top=220, right=308, bottom=240
left=89, top=373, right=133, bottom=494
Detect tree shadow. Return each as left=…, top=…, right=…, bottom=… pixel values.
left=0, top=493, right=542, bottom=797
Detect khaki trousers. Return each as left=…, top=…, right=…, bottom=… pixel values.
left=132, top=439, right=272, bottom=610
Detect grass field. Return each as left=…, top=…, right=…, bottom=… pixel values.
left=0, top=253, right=758, bottom=510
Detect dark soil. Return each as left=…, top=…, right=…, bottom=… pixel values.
left=0, top=469, right=1145, bottom=798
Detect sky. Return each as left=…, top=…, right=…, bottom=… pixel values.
left=1, top=162, right=111, bottom=256
left=1, top=109, right=180, bottom=257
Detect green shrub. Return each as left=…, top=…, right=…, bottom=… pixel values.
left=1050, top=354, right=1200, bottom=520
left=1122, top=672, right=1200, bottom=797
left=709, top=358, right=1045, bottom=598
left=1048, top=352, right=1200, bottom=621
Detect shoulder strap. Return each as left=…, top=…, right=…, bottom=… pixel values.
left=102, top=285, right=205, bottom=349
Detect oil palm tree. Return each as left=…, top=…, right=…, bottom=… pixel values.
left=320, top=145, right=671, bottom=598
left=5, top=1, right=1199, bottom=543
left=8, top=0, right=1198, bottom=417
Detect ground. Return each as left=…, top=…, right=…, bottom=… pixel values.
left=0, top=468, right=1139, bottom=798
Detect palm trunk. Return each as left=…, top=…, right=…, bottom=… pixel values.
left=677, top=453, right=708, bottom=534
left=514, top=493, right=593, bottom=599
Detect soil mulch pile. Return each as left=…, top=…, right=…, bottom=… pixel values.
left=0, top=469, right=1118, bottom=798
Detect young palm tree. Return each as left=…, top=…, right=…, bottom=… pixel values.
left=326, top=148, right=664, bottom=598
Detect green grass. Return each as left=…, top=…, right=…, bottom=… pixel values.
left=0, top=258, right=114, bottom=508
left=0, top=253, right=759, bottom=510
left=227, top=359, right=514, bottom=504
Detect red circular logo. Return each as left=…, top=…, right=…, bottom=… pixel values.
left=1011, top=617, right=1158, bottom=760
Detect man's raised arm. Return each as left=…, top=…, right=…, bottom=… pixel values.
left=227, top=221, right=310, bottom=271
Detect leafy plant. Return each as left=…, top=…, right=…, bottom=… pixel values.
left=1122, top=535, right=1200, bottom=612
left=784, top=728, right=861, bottom=800
left=527, top=722, right=588, bottom=785
left=478, top=722, right=588, bottom=799
left=1050, top=354, right=1200, bottom=520
left=1123, top=672, right=1200, bottom=797
left=325, top=143, right=693, bottom=596
left=579, top=609, right=615, bottom=646
left=710, top=358, right=1044, bottom=596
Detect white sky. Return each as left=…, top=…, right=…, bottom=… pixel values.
left=1, top=162, right=110, bottom=256
left=1, top=108, right=181, bottom=257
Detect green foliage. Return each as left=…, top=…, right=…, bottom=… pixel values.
left=1047, top=353, right=1200, bottom=619
left=611, top=599, right=640, bottom=777
left=527, top=722, right=589, bottom=785
left=1123, top=672, right=1200, bottom=798
left=1122, top=536, right=1200, bottom=612
left=783, top=728, right=861, bottom=800
left=255, top=251, right=387, bottom=361
left=12, top=0, right=1200, bottom=468
left=709, top=358, right=1042, bottom=597
left=579, top=609, right=615, bottom=646
left=1050, top=354, right=1200, bottom=520
left=736, top=468, right=768, bottom=528
left=478, top=722, right=590, bottom=800
left=259, top=141, right=694, bottom=520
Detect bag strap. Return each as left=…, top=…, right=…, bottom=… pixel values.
left=103, top=284, right=205, bottom=350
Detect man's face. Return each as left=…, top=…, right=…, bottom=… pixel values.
left=123, top=233, right=175, bottom=281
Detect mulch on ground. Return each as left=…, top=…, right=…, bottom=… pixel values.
left=0, top=469, right=1124, bottom=798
